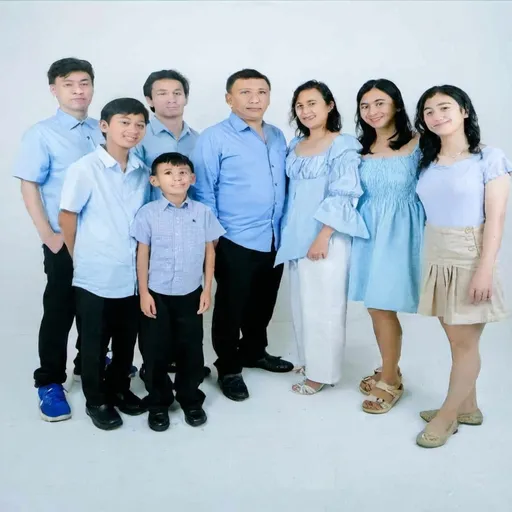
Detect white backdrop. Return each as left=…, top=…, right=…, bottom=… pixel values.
left=1, top=1, right=512, bottom=330
left=1, top=2, right=512, bottom=511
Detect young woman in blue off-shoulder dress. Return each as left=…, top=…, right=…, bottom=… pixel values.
left=275, top=81, right=369, bottom=395
left=348, top=79, right=425, bottom=413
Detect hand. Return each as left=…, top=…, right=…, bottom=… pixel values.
left=140, top=292, right=157, bottom=318
left=307, top=234, right=330, bottom=261
left=197, top=289, right=211, bottom=314
left=468, top=266, right=493, bottom=305
left=43, top=232, right=64, bottom=254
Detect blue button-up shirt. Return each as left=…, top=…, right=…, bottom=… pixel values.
left=191, top=113, right=287, bottom=252
left=134, top=116, right=199, bottom=166
left=12, top=109, right=104, bottom=232
left=130, top=197, right=225, bottom=296
left=60, top=146, right=151, bottom=299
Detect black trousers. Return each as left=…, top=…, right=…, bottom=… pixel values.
left=140, top=287, right=205, bottom=411
left=212, top=237, right=284, bottom=377
left=34, top=245, right=81, bottom=387
left=75, top=288, right=138, bottom=407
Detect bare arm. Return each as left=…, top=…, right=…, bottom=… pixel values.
left=58, top=210, right=78, bottom=258
left=480, top=174, right=510, bottom=268
left=136, top=242, right=157, bottom=318
left=469, top=174, right=510, bottom=303
left=136, top=242, right=151, bottom=295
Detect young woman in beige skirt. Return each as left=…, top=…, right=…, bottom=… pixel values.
left=414, top=85, right=511, bottom=448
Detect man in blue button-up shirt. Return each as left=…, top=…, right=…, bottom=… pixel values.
left=12, top=58, right=103, bottom=422
left=192, top=69, right=293, bottom=402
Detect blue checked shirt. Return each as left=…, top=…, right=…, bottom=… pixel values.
left=130, top=197, right=225, bottom=296
left=12, top=109, right=104, bottom=232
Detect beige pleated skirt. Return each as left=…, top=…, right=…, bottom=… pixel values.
left=418, top=224, right=509, bottom=325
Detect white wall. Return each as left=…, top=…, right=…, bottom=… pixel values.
left=1, top=0, right=511, bottom=331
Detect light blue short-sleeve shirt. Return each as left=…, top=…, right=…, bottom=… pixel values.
left=60, top=146, right=151, bottom=299
left=12, top=109, right=104, bottom=232
left=134, top=116, right=199, bottom=166
left=130, top=197, right=225, bottom=296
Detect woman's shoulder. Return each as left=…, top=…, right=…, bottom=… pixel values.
left=329, top=133, right=362, bottom=159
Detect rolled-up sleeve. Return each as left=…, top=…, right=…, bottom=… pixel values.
left=59, top=162, right=92, bottom=214
left=12, top=126, right=50, bottom=184
left=191, top=129, right=220, bottom=216
left=314, top=141, right=369, bottom=239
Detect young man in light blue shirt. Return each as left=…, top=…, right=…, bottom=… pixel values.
left=135, top=69, right=199, bottom=168
left=192, top=69, right=294, bottom=402
left=59, top=98, right=151, bottom=431
left=12, top=58, right=103, bottom=422
left=131, top=152, right=225, bottom=432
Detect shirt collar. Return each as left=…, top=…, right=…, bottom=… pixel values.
left=158, top=196, right=191, bottom=210
left=150, top=116, right=191, bottom=140
left=96, top=145, right=145, bottom=174
left=228, top=112, right=269, bottom=135
left=56, top=108, right=96, bottom=130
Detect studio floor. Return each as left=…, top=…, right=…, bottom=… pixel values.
left=1, top=297, right=511, bottom=512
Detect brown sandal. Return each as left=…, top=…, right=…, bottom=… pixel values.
left=359, top=367, right=402, bottom=395
left=362, top=380, right=404, bottom=414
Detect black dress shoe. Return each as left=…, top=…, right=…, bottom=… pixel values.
left=218, top=374, right=249, bottom=402
left=244, top=352, right=294, bottom=373
left=148, top=410, right=170, bottom=432
left=109, top=390, right=147, bottom=416
left=86, top=404, right=123, bottom=430
left=203, top=366, right=212, bottom=378
left=183, top=407, right=207, bottom=427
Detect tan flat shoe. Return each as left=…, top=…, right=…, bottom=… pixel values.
left=416, top=421, right=459, bottom=448
left=420, top=408, right=483, bottom=426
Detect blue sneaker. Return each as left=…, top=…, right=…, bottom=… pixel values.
left=105, top=355, right=138, bottom=379
left=38, top=384, right=72, bottom=422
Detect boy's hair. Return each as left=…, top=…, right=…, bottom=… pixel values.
left=143, top=70, right=190, bottom=112
left=226, top=68, right=271, bottom=93
left=100, top=98, right=149, bottom=126
left=151, top=152, right=194, bottom=176
left=47, top=58, right=95, bottom=85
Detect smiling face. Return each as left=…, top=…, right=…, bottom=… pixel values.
left=150, top=162, right=195, bottom=197
left=294, top=88, right=333, bottom=132
left=226, top=78, right=270, bottom=123
left=50, top=71, right=93, bottom=117
left=423, top=93, right=467, bottom=137
left=146, top=78, right=188, bottom=120
left=359, top=88, right=396, bottom=130
left=100, top=113, right=147, bottom=149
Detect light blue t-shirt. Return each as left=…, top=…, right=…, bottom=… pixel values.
left=12, top=109, right=104, bottom=232
left=60, top=146, right=151, bottom=299
left=417, top=147, right=512, bottom=227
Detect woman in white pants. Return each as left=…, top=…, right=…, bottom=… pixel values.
left=275, top=80, right=369, bottom=394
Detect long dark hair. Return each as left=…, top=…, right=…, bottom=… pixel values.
left=355, top=79, right=414, bottom=155
left=290, top=80, right=341, bottom=137
left=415, top=85, right=481, bottom=170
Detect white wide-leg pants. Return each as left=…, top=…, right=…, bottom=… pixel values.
left=289, top=234, right=351, bottom=385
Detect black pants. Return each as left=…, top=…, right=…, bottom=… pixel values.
left=34, top=245, right=81, bottom=387
left=212, top=237, right=284, bottom=377
left=75, top=288, right=138, bottom=407
left=140, top=287, right=205, bottom=411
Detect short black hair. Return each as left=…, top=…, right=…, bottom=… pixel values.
left=100, top=98, right=149, bottom=125
left=226, top=69, right=271, bottom=93
left=47, top=58, right=95, bottom=85
left=143, top=70, right=190, bottom=112
left=151, top=152, right=195, bottom=176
